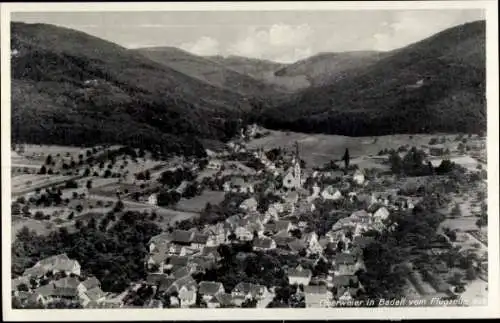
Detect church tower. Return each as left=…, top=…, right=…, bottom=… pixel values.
left=293, top=141, right=301, bottom=189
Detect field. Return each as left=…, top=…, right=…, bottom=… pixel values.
left=11, top=174, right=75, bottom=195
left=246, top=130, right=471, bottom=168
left=175, top=190, right=226, bottom=213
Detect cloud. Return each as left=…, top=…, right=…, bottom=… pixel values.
left=228, top=23, right=314, bottom=63
left=372, top=11, right=484, bottom=51
left=180, top=36, right=220, bottom=56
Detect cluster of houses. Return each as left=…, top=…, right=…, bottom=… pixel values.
left=136, top=132, right=427, bottom=308
left=13, top=124, right=450, bottom=309
left=11, top=254, right=107, bottom=308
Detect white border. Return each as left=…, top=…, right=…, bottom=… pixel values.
left=1, top=1, right=499, bottom=321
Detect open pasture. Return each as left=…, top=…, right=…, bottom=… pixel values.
left=246, top=130, right=465, bottom=169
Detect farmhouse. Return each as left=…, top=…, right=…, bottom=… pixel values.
left=24, top=254, right=81, bottom=278
left=321, top=186, right=342, bottom=201
left=198, top=281, right=225, bottom=302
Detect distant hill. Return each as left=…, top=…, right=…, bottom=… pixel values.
left=273, top=51, right=386, bottom=87
left=11, top=22, right=253, bottom=156
left=260, top=20, right=486, bottom=136
left=208, top=55, right=309, bottom=92
left=133, top=47, right=285, bottom=100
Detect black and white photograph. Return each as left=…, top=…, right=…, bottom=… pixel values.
left=1, top=1, right=499, bottom=321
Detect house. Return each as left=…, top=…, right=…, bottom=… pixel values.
left=198, top=281, right=225, bottom=302
left=224, top=177, right=254, bottom=194
left=303, top=285, right=331, bottom=308
left=231, top=282, right=269, bottom=301
left=275, top=220, right=293, bottom=233
left=353, top=170, right=365, bottom=185
left=288, top=265, right=313, bottom=286
left=198, top=246, right=222, bottom=262
left=24, top=254, right=81, bottom=278
left=352, top=236, right=375, bottom=249
left=148, top=233, right=172, bottom=253
left=147, top=193, right=158, bottom=206
left=165, top=276, right=198, bottom=308
left=350, top=210, right=372, bottom=225
left=253, top=237, right=277, bottom=251
left=204, top=223, right=229, bottom=247
left=373, top=206, right=390, bottom=221
left=207, top=293, right=234, bottom=308
left=287, top=239, right=307, bottom=254
left=334, top=253, right=358, bottom=276
left=321, top=186, right=342, bottom=201
left=191, top=233, right=209, bottom=250
left=301, top=232, right=323, bottom=255
left=240, top=197, right=258, bottom=212
left=207, top=159, right=223, bottom=170
left=79, top=286, right=106, bottom=307
left=235, top=225, right=254, bottom=241
left=146, top=252, right=168, bottom=272
left=175, top=181, right=190, bottom=195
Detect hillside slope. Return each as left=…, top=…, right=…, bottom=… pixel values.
left=273, top=51, right=386, bottom=87
left=11, top=22, right=252, bottom=156
left=133, top=47, right=284, bottom=100
left=208, top=55, right=309, bottom=92
left=261, top=20, right=486, bottom=136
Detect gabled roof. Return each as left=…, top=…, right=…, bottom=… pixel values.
left=158, top=277, right=177, bottom=293
left=214, top=293, right=233, bottom=306
left=288, top=265, right=312, bottom=278
left=198, top=281, right=224, bottom=296
left=172, top=230, right=194, bottom=244
left=275, top=220, right=291, bottom=232
left=288, top=239, right=307, bottom=253
left=200, top=246, right=221, bottom=258
left=148, top=233, right=173, bottom=246
left=335, top=253, right=357, bottom=265
left=84, top=286, right=106, bottom=301
left=192, top=233, right=208, bottom=244
left=232, top=282, right=266, bottom=297
left=168, top=255, right=190, bottom=267
left=53, top=277, right=80, bottom=289
left=172, top=266, right=191, bottom=279
left=230, top=177, right=245, bottom=187
left=253, top=237, right=275, bottom=249
left=81, top=276, right=100, bottom=290
left=303, top=285, right=328, bottom=294
left=351, top=210, right=370, bottom=219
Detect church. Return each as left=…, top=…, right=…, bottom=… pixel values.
left=282, top=142, right=302, bottom=191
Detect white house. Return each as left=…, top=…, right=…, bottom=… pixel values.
left=240, top=197, right=258, bottom=212
left=288, top=265, right=312, bottom=286
left=148, top=193, right=158, bottom=206
left=207, top=159, right=223, bottom=170
left=373, top=206, right=390, bottom=222
left=353, top=170, right=365, bottom=185
left=321, top=186, right=342, bottom=201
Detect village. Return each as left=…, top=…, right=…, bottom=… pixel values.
left=10, top=124, right=488, bottom=309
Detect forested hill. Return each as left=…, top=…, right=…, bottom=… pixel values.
left=259, top=20, right=486, bottom=136
left=10, top=22, right=252, bottom=157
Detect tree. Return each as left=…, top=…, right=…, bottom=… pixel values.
left=75, top=204, right=84, bottom=213
left=337, top=240, right=345, bottom=253
left=39, top=165, right=47, bottom=175
left=342, top=149, right=350, bottom=169
left=86, top=180, right=93, bottom=189
left=45, top=155, right=53, bottom=166
left=34, top=211, right=45, bottom=220
left=75, top=219, right=83, bottom=229
left=114, top=200, right=125, bottom=213
left=47, top=168, right=53, bottom=175
left=68, top=212, right=75, bottom=220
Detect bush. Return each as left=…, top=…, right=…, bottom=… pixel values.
left=429, top=138, right=439, bottom=145
left=34, top=211, right=45, bottom=220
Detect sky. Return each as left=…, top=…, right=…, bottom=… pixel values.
left=12, top=9, right=485, bottom=63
